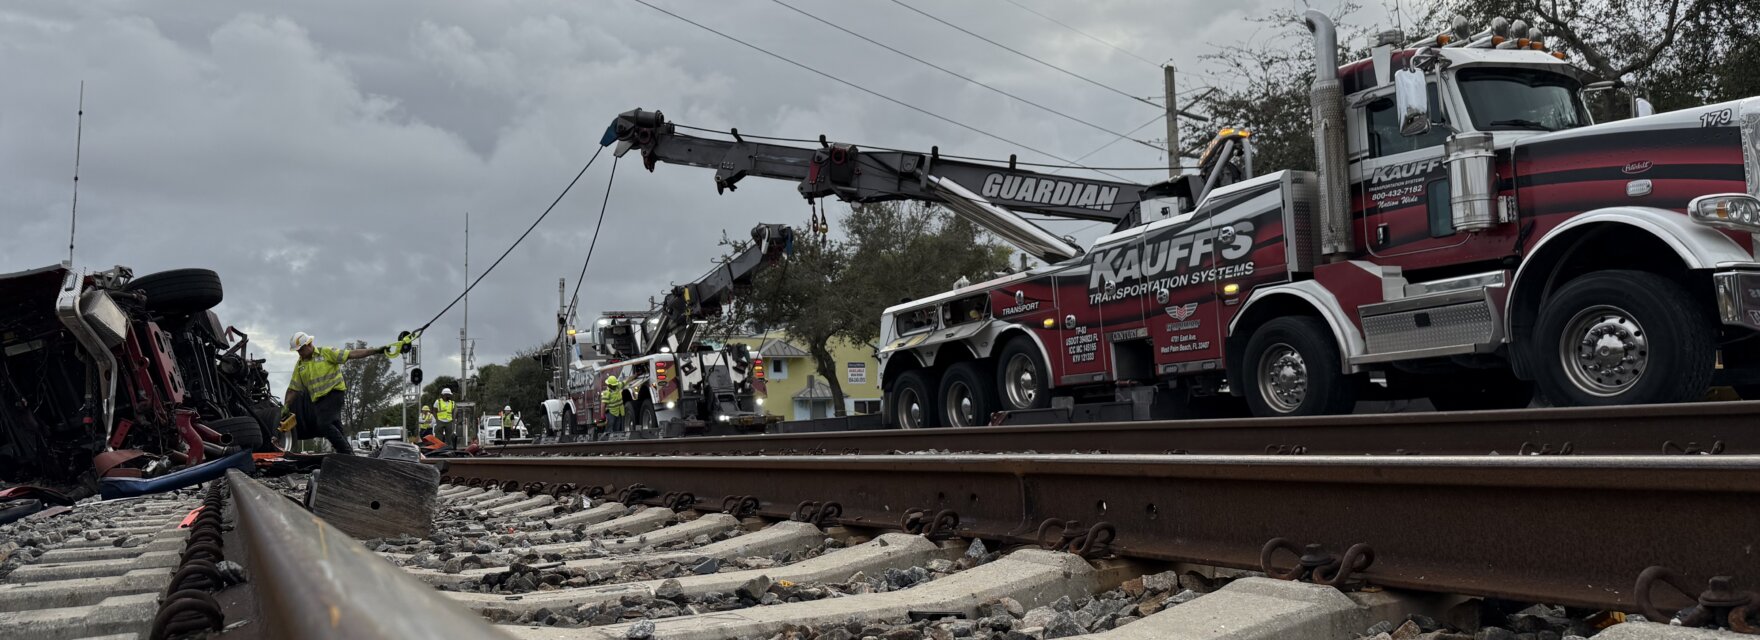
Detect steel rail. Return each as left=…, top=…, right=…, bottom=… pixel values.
left=436, top=454, right=1760, bottom=613
left=226, top=469, right=513, bottom=639
left=493, top=401, right=1760, bottom=457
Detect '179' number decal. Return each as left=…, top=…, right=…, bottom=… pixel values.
left=1701, top=108, right=1734, bottom=127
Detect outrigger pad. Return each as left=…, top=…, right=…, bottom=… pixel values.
left=309, top=453, right=438, bottom=539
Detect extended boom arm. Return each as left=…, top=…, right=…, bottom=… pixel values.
left=604, top=109, right=1151, bottom=262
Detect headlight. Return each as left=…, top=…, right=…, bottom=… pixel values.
left=717, top=415, right=730, bottom=422
left=1688, top=193, right=1760, bottom=231
left=755, top=397, right=765, bottom=406
left=665, top=401, right=676, bottom=409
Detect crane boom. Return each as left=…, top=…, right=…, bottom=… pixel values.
left=604, top=109, right=1156, bottom=262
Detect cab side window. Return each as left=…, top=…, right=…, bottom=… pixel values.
left=1366, top=84, right=1448, bottom=158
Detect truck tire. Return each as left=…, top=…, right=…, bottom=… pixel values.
left=939, top=361, right=998, bottom=427
left=1242, top=316, right=1356, bottom=417
left=994, top=337, right=1051, bottom=412
left=891, top=370, right=941, bottom=429
left=561, top=407, right=575, bottom=436
left=1530, top=270, right=1714, bottom=407
left=208, top=416, right=263, bottom=451
left=1424, top=371, right=1533, bottom=412
left=637, top=399, right=659, bottom=431
left=126, top=268, right=224, bottom=315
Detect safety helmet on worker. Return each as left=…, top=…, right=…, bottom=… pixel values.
left=289, top=332, right=315, bottom=351
left=605, top=375, right=621, bottom=387
left=503, top=405, right=512, bottom=412
left=441, top=388, right=453, bottom=396
left=421, top=405, right=432, bottom=413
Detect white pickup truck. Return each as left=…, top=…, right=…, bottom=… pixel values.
left=479, top=415, right=530, bottom=444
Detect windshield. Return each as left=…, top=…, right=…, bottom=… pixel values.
left=375, top=428, right=402, bottom=437
left=483, top=417, right=501, bottom=427
left=1456, top=68, right=1588, bottom=132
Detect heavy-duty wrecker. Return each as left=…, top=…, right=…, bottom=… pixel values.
left=607, top=11, right=1760, bottom=427
left=548, top=224, right=796, bottom=440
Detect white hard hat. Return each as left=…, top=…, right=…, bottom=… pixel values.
left=503, top=405, right=512, bottom=411
left=289, top=332, right=314, bottom=350
left=441, top=387, right=453, bottom=395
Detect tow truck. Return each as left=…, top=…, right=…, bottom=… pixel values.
left=567, top=224, right=796, bottom=439
left=604, top=11, right=1760, bottom=426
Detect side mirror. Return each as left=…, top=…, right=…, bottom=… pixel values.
left=1394, top=68, right=1432, bottom=136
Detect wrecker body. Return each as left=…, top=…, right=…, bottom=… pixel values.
left=566, top=224, right=795, bottom=438
left=607, top=12, right=1760, bottom=426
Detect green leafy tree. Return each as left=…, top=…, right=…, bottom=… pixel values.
left=714, top=202, right=1012, bottom=416
left=339, top=340, right=401, bottom=435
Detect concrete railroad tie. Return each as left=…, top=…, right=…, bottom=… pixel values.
left=409, top=521, right=824, bottom=589
left=501, top=549, right=1096, bottom=640
left=453, top=532, right=957, bottom=617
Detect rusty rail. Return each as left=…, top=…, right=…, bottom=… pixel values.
left=494, top=401, right=1760, bottom=457
left=226, top=469, right=511, bottom=639
left=436, top=453, right=1760, bottom=613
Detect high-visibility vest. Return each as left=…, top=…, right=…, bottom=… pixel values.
left=290, top=346, right=348, bottom=400
left=419, top=414, right=434, bottom=429
left=434, top=398, right=455, bottom=422
left=601, top=385, right=625, bottom=417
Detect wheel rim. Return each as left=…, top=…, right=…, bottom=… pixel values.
left=1558, top=305, right=1649, bottom=397
left=944, top=381, right=976, bottom=427
left=1257, top=343, right=1308, bottom=413
left=898, top=387, right=926, bottom=428
left=1003, top=354, right=1039, bottom=409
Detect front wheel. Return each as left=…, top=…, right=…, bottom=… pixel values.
left=890, top=370, right=940, bottom=429
left=1242, top=316, right=1356, bottom=417
left=939, top=361, right=999, bottom=427
left=1530, top=270, right=1713, bottom=407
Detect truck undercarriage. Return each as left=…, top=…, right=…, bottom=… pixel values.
left=0, top=264, right=284, bottom=499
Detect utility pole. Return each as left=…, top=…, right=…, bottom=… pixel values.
left=461, top=212, right=470, bottom=401
left=1163, top=64, right=1181, bottom=179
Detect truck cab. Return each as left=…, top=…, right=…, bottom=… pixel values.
left=876, top=13, right=1760, bottom=425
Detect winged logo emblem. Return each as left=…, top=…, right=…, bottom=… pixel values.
left=1166, top=302, right=1199, bottom=322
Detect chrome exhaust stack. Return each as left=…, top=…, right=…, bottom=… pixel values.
left=1303, top=10, right=1353, bottom=260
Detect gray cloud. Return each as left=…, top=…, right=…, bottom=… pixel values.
left=1, top=0, right=1378, bottom=394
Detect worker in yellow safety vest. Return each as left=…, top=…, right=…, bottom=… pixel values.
left=600, top=376, right=626, bottom=439
left=283, top=332, right=391, bottom=455
left=433, top=388, right=457, bottom=446
left=418, top=405, right=435, bottom=439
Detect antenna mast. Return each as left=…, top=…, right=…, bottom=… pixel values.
left=67, top=81, right=85, bottom=266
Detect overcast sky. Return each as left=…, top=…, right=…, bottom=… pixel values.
left=2, top=0, right=1380, bottom=395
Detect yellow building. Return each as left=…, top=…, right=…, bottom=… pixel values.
left=726, top=335, right=882, bottom=421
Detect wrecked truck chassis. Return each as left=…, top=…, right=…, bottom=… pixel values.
left=0, top=264, right=280, bottom=499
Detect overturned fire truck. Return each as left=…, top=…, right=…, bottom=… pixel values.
left=607, top=11, right=1760, bottom=425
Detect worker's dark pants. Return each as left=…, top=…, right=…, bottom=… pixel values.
left=313, top=392, right=354, bottom=455
left=607, top=413, right=624, bottom=433
left=435, top=420, right=454, bottom=447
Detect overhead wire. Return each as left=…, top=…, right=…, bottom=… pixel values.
left=416, top=145, right=605, bottom=333
left=563, top=156, right=623, bottom=330
left=996, top=0, right=1165, bottom=69
left=627, top=0, right=1129, bottom=181
left=888, top=0, right=1202, bottom=118
left=766, top=0, right=1165, bottom=155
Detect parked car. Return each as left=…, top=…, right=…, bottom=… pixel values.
left=353, top=431, right=375, bottom=452
left=373, top=426, right=405, bottom=448
left=0, top=264, right=283, bottom=497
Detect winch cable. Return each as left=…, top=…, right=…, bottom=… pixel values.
left=561, top=155, right=622, bottom=331
left=415, top=145, right=606, bottom=335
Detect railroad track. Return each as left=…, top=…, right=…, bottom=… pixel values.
left=488, top=401, right=1760, bottom=457
left=3, top=404, right=1758, bottom=639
